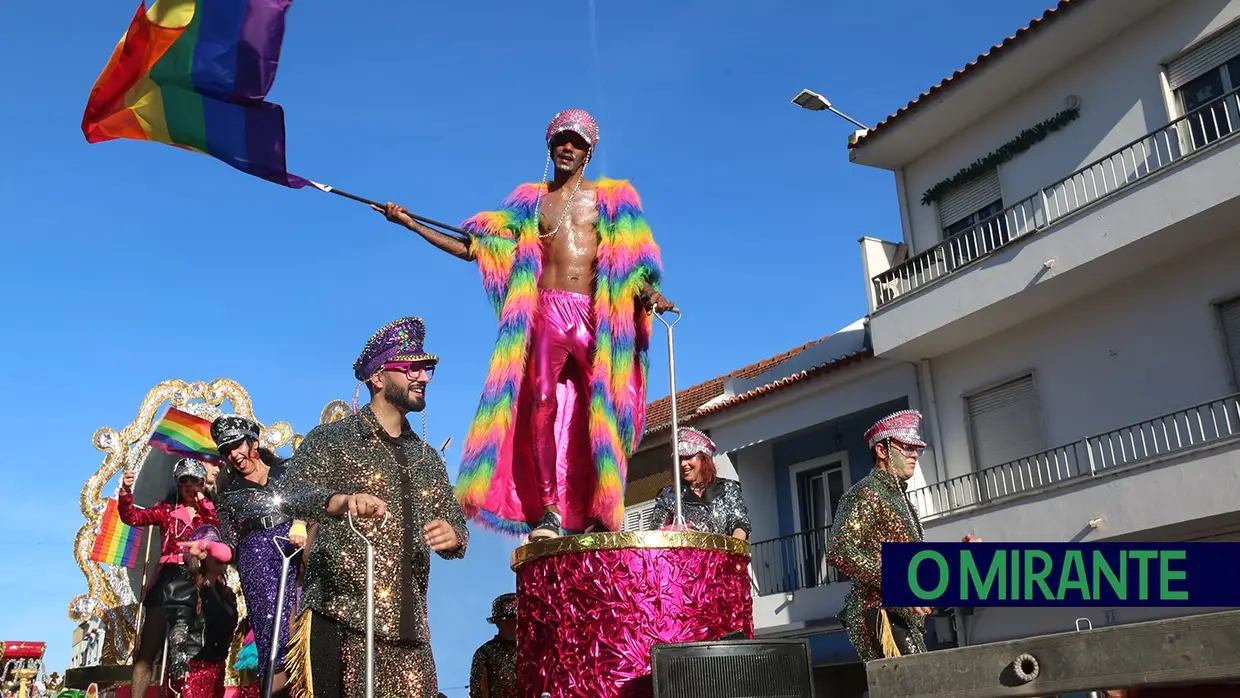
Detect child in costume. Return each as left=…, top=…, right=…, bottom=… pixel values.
left=118, top=458, right=219, bottom=698
left=168, top=524, right=258, bottom=698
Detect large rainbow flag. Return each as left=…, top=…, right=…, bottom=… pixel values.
left=150, top=406, right=221, bottom=463
left=81, top=0, right=307, bottom=188
left=90, top=499, right=145, bottom=568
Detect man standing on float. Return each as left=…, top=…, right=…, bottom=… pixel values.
left=375, top=109, right=673, bottom=539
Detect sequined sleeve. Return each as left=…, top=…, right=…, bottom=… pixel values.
left=721, top=480, right=752, bottom=537
left=117, top=490, right=167, bottom=529
left=199, top=498, right=220, bottom=528
left=646, top=487, right=674, bottom=530
left=278, top=427, right=352, bottom=521
left=825, top=489, right=883, bottom=587
left=468, top=646, right=487, bottom=697
left=426, top=449, right=469, bottom=560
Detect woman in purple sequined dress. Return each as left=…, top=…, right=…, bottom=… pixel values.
left=207, top=415, right=306, bottom=696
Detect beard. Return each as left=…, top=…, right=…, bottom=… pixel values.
left=384, top=378, right=426, bottom=413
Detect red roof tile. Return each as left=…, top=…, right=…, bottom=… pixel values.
left=642, top=336, right=829, bottom=434
left=850, top=0, right=1087, bottom=150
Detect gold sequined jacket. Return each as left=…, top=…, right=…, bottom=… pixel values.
left=281, top=406, right=469, bottom=644
left=825, top=468, right=925, bottom=634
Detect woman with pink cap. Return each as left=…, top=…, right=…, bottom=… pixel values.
left=647, top=427, right=751, bottom=540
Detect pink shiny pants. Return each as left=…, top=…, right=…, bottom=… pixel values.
left=529, top=288, right=595, bottom=509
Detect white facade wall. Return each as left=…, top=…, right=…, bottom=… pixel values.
left=930, top=232, right=1240, bottom=482
left=901, top=0, right=1240, bottom=254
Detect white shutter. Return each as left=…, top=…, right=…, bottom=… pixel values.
left=622, top=500, right=658, bottom=531
left=938, top=167, right=1002, bottom=228
left=1220, top=298, right=1240, bottom=388
left=1166, top=22, right=1240, bottom=90
left=965, top=375, right=1046, bottom=469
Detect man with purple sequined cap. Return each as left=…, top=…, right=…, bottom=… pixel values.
left=280, top=317, right=469, bottom=698
left=468, top=593, right=517, bottom=698
left=376, top=110, right=674, bottom=541
left=826, top=410, right=931, bottom=663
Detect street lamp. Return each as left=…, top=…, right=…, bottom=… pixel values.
left=791, top=88, right=870, bottom=131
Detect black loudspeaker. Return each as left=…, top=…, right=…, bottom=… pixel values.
left=650, top=639, right=816, bottom=698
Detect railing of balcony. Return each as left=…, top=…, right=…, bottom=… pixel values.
left=909, top=392, right=1240, bottom=522
left=872, top=86, right=1240, bottom=308
left=750, top=525, right=846, bottom=596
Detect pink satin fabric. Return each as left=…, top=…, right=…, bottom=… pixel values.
left=516, top=545, right=755, bottom=697
left=529, top=289, right=596, bottom=521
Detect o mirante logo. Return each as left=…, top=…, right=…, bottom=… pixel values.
left=880, top=543, right=1240, bottom=608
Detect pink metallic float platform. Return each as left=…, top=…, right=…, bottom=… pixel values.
left=511, top=530, right=754, bottom=698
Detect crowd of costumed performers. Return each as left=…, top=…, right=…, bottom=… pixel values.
left=107, top=109, right=772, bottom=698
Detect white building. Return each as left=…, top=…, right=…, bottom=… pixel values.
left=70, top=618, right=103, bottom=670
left=626, top=0, right=1240, bottom=693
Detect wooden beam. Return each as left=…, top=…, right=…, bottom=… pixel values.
left=866, top=611, right=1240, bottom=698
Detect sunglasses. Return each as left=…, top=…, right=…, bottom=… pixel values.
left=383, top=362, right=436, bottom=380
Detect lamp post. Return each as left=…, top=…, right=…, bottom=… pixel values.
left=791, top=88, right=871, bottom=130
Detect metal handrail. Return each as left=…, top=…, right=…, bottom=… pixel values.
left=873, top=85, right=1240, bottom=307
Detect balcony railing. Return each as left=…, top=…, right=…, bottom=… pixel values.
left=909, top=392, right=1240, bottom=521
left=750, top=525, right=846, bottom=596
left=873, top=86, right=1240, bottom=308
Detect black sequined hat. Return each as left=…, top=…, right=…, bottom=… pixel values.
left=487, top=593, right=517, bottom=623
left=211, top=415, right=260, bottom=452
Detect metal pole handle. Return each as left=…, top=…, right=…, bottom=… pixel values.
left=262, top=536, right=303, bottom=698
left=346, top=512, right=387, bottom=698
left=654, top=309, right=688, bottom=530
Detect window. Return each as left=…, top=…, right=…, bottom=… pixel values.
left=1219, top=297, right=1240, bottom=390
left=790, top=454, right=850, bottom=588
left=965, top=374, right=1047, bottom=470
left=622, top=500, right=658, bottom=531
left=1167, top=23, right=1240, bottom=148
left=938, top=168, right=1010, bottom=265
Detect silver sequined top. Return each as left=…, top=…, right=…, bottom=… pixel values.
left=215, top=464, right=292, bottom=549
left=647, top=478, right=752, bottom=537
left=280, top=406, right=469, bottom=643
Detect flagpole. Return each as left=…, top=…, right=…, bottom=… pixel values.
left=308, top=181, right=472, bottom=243
left=132, top=526, right=154, bottom=658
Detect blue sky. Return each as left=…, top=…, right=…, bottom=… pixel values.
left=0, top=0, right=1055, bottom=690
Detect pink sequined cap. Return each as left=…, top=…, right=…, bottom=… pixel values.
left=677, top=427, right=717, bottom=458
left=546, top=108, right=599, bottom=148
left=864, top=409, right=927, bottom=449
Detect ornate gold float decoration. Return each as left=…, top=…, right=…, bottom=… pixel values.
left=68, top=378, right=302, bottom=663
left=511, top=530, right=750, bottom=570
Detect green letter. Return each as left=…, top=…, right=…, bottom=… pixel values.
left=1129, top=550, right=1157, bottom=600
left=909, top=550, right=950, bottom=600
left=1023, top=550, right=1055, bottom=601
left=1092, top=550, right=1127, bottom=600
left=1058, top=550, right=1090, bottom=601
left=962, top=550, right=1005, bottom=602
left=1159, top=550, right=1188, bottom=601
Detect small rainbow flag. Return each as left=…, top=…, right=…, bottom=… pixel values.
left=81, top=0, right=306, bottom=188
left=90, top=499, right=145, bottom=568
left=150, top=406, right=221, bottom=463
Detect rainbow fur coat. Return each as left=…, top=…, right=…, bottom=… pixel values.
left=453, top=178, right=663, bottom=535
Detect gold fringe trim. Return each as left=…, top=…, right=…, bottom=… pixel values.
left=877, top=609, right=902, bottom=659
left=284, top=609, right=316, bottom=698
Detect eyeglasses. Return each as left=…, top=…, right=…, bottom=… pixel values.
left=383, top=362, right=436, bottom=380
left=888, top=440, right=925, bottom=456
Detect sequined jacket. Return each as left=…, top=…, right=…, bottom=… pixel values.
left=280, top=406, right=469, bottom=644
left=825, top=468, right=925, bottom=633
left=215, top=464, right=294, bottom=551
left=647, top=479, right=752, bottom=537
left=117, top=490, right=219, bottom=564
left=468, top=636, right=517, bottom=698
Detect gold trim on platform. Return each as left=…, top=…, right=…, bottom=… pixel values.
left=511, top=530, right=750, bottom=570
